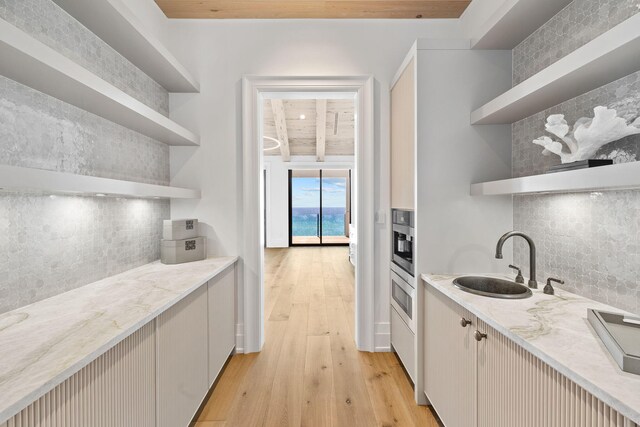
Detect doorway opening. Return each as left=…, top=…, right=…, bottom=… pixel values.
left=242, top=76, right=374, bottom=354
left=289, top=169, right=351, bottom=246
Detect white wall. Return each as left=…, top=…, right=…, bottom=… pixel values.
left=263, top=156, right=354, bottom=248
left=157, top=18, right=461, bottom=347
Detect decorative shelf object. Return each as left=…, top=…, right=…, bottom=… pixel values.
left=53, top=0, right=199, bottom=93
left=471, top=0, right=573, bottom=49
left=470, top=161, right=640, bottom=196
left=471, top=14, right=640, bottom=125
left=0, top=165, right=201, bottom=199
left=0, top=19, right=199, bottom=146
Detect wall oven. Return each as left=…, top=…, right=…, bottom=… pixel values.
left=391, top=209, right=414, bottom=276
left=390, top=265, right=416, bottom=333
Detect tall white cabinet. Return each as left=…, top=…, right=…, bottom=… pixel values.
left=390, top=39, right=513, bottom=404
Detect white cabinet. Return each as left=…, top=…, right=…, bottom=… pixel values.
left=424, top=285, right=476, bottom=427
left=391, top=305, right=416, bottom=382
left=390, top=57, right=416, bottom=210
left=208, top=265, right=236, bottom=385
left=157, top=284, right=209, bottom=427
left=424, top=286, right=638, bottom=427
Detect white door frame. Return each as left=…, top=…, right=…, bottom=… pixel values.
left=242, top=75, right=375, bottom=353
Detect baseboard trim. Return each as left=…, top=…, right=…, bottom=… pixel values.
left=374, top=321, right=391, bottom=352
left=235, top=322, right=244, bottom=354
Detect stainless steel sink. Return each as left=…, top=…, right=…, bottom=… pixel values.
left=453, top=276, right=532, bottom=299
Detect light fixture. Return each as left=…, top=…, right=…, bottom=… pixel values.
left=95, top=193, right=106, bottom=197
left=299, top=114, right=306, bottom=120
left=263, top=136, right=282, bottom=151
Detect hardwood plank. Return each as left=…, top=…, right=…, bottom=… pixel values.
left=383, top=352, right=443, bottom=427
left=197, top=354, right=258, bottom=421
left=359, top=351, right=416, bottom=426
left=264, top=303, right=309, bottom=426
left=223, top=320, right=288, bottom=425
left=156, top=0, right=471, bottom=19
left=307, top=278, right=330, bottom=336
left=325, top=295, right=378, bottom=426
left=197, top=247, right=441, bottom=427
left=301, top=336, right=335, bottom=427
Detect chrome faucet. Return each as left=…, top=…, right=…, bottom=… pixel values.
left=495, top=231, right=538, bottom=289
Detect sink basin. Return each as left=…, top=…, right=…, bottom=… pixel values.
left=453, top=276, right=532, bottom=299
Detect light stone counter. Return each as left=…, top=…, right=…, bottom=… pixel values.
left=421, top=273, right=640, bottom=425
left=0, top=256, right=237, bottom=423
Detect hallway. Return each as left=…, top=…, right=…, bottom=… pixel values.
left=195, top=246, right=440, bottom=427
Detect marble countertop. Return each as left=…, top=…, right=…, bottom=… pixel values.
left=0, top=256, right=238, bottom=424
left=421, top=273, right=640, bottom=425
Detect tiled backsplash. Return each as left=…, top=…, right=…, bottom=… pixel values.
left=512, top=0, right=640, bottom=85
left=0, top=0, right=171, bottom=313
left=0, top=195, right=169, bottom=314
left=514, top=192, right=640, bottom=315
left=512, top=0, right=640, bottom=314
left=0, top=76, right=170, bottom=185
left=0, top=0, right=169, bottom=115
left=512, top=70, right=640, bottom=178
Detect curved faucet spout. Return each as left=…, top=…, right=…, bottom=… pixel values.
left=495, top=231, right=537, bottom=289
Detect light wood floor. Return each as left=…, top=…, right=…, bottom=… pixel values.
left=291, top=236, right=350, bottom=245
left=195, top=246, right=441, bottom=427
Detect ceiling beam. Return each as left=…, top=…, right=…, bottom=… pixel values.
left=316, top=99, right=327, bottom=162
left=270, top=99, right=291, bottom=162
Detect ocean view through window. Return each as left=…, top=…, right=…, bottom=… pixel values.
left=290, top=170, right=350, bottom=245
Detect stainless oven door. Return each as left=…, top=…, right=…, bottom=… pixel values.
left=390, top=269, right=416, bottom=333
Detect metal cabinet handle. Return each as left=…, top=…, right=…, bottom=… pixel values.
left=460, top=317, right=471, bottom=327
left=474, top=330, right=487, bottom=342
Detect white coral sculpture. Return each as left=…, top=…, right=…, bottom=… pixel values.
left=532, top=106, right=640, bottom=164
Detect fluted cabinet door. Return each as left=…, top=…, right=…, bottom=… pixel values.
left=1, top=321, right=156, bottom=427
left=208, top=265, right=236, bottom=385
left=156, top=284, right=209, bottom=427
left=424, top=286, right=477, bottom=427
left=476, top=318, right=637, bottom=427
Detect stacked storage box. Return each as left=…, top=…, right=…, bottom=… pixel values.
left=161, top=219, right=206, bottom=264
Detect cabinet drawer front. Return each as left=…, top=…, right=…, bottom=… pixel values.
left=476, top=319, right=638, bottom=427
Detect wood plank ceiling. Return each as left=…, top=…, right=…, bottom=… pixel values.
left=263, top=99, right=355, bottom=161
left=154, top=0, right=471, bottom=19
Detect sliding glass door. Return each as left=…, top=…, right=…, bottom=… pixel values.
left=289, top=169, right=350, bottom=246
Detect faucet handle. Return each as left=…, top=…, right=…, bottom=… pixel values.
left=544, top=277, right=564, bottom=295
left=508, top=264, right=525, bottom=284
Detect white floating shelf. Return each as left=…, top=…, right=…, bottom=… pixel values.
left=53, top=0, right=199, bottom=93
left=471, top=162, right=640, bottom=196
left=0, top=19, right=199, bottom=147
left=471, top=0, right=573, bottom=49
left=471, top=14, right=640, bottom=125
left=0, top=165, right=201, bottom=199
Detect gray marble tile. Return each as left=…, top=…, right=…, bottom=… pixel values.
left=512, top=71, right=640, bottom=178
left=0, top=0, right=169, bottom=115
left=0, top=0, right=172, bottom=313
left=0, top=76, right=170, bottom=185
left=512, top=0, right=640, bottom=315
left=0, top=194, right=170, bottom=314
left=513, top=0, right=640, bottom=85
left=513, top=191, right=640, bottom=315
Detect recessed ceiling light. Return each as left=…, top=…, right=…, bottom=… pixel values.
left=95, top=193, right=106, bottom=197
left=299, top=114, right=306, bottom=120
